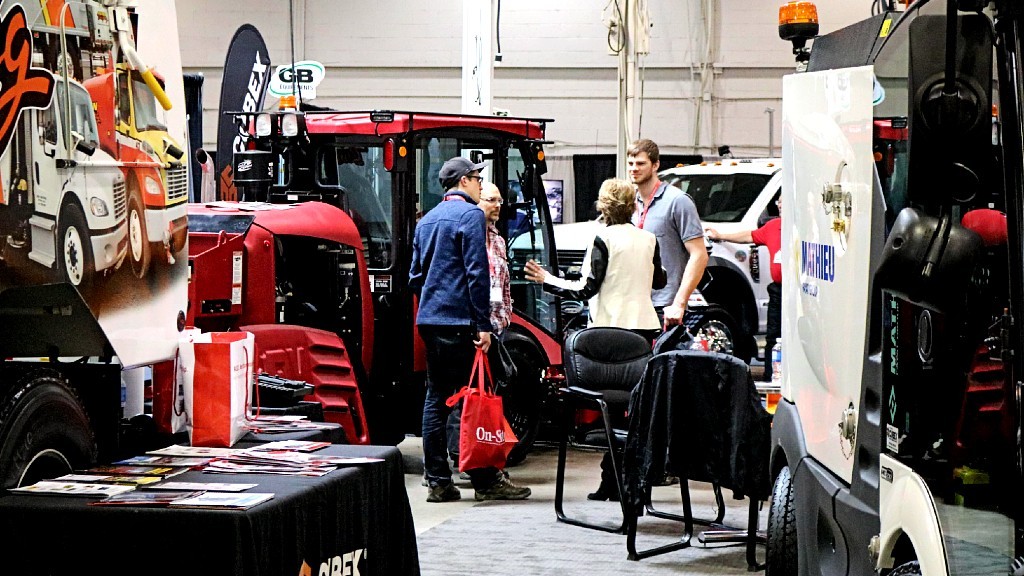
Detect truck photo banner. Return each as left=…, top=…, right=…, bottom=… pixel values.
left=0, top=0, right=189, bottom=367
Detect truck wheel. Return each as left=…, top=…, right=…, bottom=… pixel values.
left=888, top=561, right=921, bottom=576
left=0, top=372, right=96, bottom=488
left=690, top=306, right=751, bottom=361
left=127, top=196, right=151, bottom=278
left=499, top=333, right=544, bottom=466
left=766, top=465, right=798, bottom=576
left=58, top=205, right=95, bottom=295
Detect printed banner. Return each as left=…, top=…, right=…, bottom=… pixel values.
left=215, top=24, right=271, bottom=201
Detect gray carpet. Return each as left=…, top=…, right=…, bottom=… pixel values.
left=418, top=488, right=767, bottom=575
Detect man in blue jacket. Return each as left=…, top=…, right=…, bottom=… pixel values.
left=410, top=156, right=532, bottom=503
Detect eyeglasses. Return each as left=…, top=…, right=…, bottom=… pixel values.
left=481, top=197, right=503, bottom=205
left=465, top=175, right=484, bottom=183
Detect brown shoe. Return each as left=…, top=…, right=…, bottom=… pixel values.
left=474, top=475, right=531, bottom=501
left=426, top=483, right=461, bottom=503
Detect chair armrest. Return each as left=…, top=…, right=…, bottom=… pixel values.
left=561, top=386, right=604, bottom=401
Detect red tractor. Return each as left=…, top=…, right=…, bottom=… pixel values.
left=191, top=108, right=568, bottom=460
left=187, top=201, right=373, bottom=444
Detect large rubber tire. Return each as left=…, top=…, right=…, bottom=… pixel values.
left=0, top=371, right=96, bottom=488
left=766, top=465, right=798, bottom=576
left=888, top=561, right=922, bottom=576
left=499, top=333, right=545, bottom=466
left=58, top=204, right=95, bottom=295
left=127, top=194, right=151, bottom=279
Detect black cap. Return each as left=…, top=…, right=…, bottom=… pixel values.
left=439, top=157, right=487, bottom=189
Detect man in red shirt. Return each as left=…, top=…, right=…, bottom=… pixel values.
left=705, top=194, right=782, bottom=380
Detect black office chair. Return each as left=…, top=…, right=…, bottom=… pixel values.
left=554, top=326, right=653, bottom=534
left=623, top=349, right=772, bottom=570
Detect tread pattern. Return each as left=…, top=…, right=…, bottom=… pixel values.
left=766, top=465, right=798, bottom=575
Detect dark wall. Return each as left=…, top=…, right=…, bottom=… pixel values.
left=571, top=153, right=704, bottom=222
left=183, top=73, right=205, bottom=202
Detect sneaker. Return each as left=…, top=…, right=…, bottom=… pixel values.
left=426, top=483, right=461, bottom=503
left=474, top=475, right=531, bottom=501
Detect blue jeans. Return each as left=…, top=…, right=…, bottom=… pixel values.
left=420, top=326, right=499, bottom=490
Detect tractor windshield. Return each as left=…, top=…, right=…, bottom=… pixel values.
left=412, top=136, right=560, bottom=337
left=318, top=145, right=393, bottom=269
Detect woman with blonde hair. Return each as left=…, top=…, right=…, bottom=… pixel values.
left=525, top=177, right=665, bottom=501
left=525, top=177, right=666, bottom=340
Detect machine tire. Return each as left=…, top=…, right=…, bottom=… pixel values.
left=58, top=204, right=95, bottom=295
left=690, top=306, right=751, bottom=362
left=0, top=371, right=96, bottom=488
left=766, top=465, right=798, bottom=576
left=499, top=333, right=545, bottom=466
left=888, top=561, right=921, bottom=576
left=127, top=194, right=151, bottom=279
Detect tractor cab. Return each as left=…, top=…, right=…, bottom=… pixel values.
left=226, top=108, right=563, bottom=450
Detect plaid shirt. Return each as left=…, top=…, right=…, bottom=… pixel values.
left=487, top=223, right=511, bottom=334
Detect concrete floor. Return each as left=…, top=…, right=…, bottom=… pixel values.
left=400, top=436, right=610, bottom=534
left=403, top=363, right=769, bottom=535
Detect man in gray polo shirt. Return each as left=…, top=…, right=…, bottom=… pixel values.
left=629, top=139, right=708, bottom=328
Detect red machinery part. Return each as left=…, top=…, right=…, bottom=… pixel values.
left=243, top=324, right=371, bottom=445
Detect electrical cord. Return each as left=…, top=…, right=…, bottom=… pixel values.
left=603, top=0, right=625, bottom=54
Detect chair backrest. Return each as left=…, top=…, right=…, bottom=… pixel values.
left=625, top=349, right=772, bottom=501
left=563, top=327, right=653, bottom=394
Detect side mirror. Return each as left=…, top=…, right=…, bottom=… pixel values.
left=165, top=141, right=185, bottom=161
left=70, top=131, right=96, bottom=156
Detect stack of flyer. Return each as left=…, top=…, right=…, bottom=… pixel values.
left=10, top=481, right=137, bottom=498
left=203, top=449, right=379, bottom=477
left=89, top=490, right=274, bottom=510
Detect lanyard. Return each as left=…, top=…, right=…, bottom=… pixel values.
left=637, top=179, right=661, bottom=230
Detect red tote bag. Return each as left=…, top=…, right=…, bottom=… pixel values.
left=181, top=331, right=256, bottom=447
left=446, top=348, right=517, bottom=471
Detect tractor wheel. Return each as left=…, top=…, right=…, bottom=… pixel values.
left=499, top=333, right=545, bottom=466
left=0, top=371, right=96, bottom=488
left=766, top=465, right=798, bottom=576
left=58, top=204, right=95, bottom=296
left=127, top=195, right=151, bottom=279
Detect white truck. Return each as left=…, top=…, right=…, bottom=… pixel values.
left=769, top=1, right=1019, bottom=575
left=0, top=75, right=128, bottom=292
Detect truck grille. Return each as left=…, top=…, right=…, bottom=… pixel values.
left=113, top=179, right=127, bottom=220
left=165, top=165, right=188, bottom=201
left=557, top=249, right=588, bottom=280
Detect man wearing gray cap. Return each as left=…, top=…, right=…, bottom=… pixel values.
left=410, top=156, right=532, bottom=503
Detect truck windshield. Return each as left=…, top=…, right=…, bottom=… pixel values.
left=55, top=81, right=100, bottom=147
left=663, top=173, right=772, bottom=223
left=131, top=76, right=169, bottom=133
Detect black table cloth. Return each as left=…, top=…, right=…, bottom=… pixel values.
left=0, top=445, right=419, bottom=575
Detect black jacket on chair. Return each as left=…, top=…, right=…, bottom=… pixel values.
left=623, top=350, right=772, bottom=510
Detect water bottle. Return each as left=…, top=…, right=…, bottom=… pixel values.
left=771, top=341, right=783, bottom=383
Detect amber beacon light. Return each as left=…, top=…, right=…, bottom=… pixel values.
left=779, top=1, right=819, bottom=68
